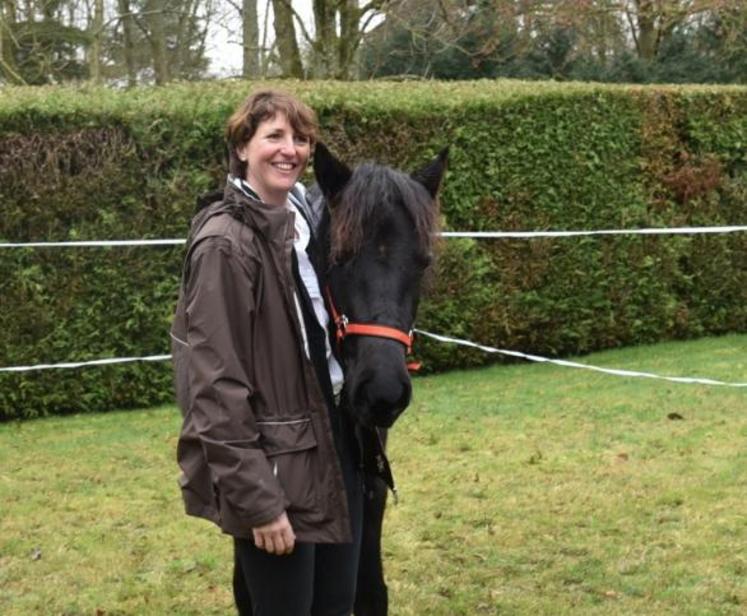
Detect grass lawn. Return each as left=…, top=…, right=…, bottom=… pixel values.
left=1, top=334, right=745, bottom=615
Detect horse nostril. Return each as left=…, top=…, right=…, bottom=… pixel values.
left=347, top=353, right=413, bottom=427
left=367, top=378, right=411, bottom=425
left=352, top=378, right=370, bottom=413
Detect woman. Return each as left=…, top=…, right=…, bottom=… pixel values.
left=170, top=90, right=363, bottom=616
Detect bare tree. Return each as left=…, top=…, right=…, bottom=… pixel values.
left=275, top=0, right=395, bottom=78
left=272, top=0, right=302, bottom=76
left=310, top=0, right=334, bottom=76
left=113, top=0, right=213, bottom=84
left=1, top=0, right=27, bottom=83
left=117, top=0, right=137, bottom=85
left=621, top=0, right=733, bottom=61
left=1, top=0, right=90, bottom=83
left=142, top=0, right=169, bottom=83
left=89, top=0, right=104, bottom=83
left=174, top=0, right=211, bottom=76
left=242, top=0, right=259, bottom=76
left=363, top=0, right=522, bottom=76
left=365, top=0, right=740, bottom=77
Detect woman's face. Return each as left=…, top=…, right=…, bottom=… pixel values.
left=237, top=112, right=311, bottom=206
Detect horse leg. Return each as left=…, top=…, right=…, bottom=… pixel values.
left=354, top=474, right=389, bottom=616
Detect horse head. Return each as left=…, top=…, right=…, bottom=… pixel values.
left=314, top=143, right=447, bottom=428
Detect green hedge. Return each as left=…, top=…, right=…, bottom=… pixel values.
left=1, top=80, right=745, bottom=420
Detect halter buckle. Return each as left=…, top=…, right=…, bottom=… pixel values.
left=335, top=313, right=349, bottom=344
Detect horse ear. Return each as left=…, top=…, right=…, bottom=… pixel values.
left=412, top=147, right=449, bottom=199
left=314, top=142, right=352, bottom=203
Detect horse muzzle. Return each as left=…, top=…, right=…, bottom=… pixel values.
left=344, top=339, right=412, bottom=428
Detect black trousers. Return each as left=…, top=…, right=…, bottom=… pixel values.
left=233, top=426, right=364, bottom=616
left=233, top=482, right=363, bottom=616
left=233, top=528, right=362, bottom=616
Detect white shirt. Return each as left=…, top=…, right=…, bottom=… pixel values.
left=289, top=189, right=345, bottom=400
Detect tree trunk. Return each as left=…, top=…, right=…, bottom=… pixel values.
left=312, top=0, right=336, bottom=77
left=118, top=0, right=137, bottom=86
left=174, top=0, right=195, bottom=77
left=145, top=0, right=169, bottom=84
left=242, top=0, right=259, bottom=77
left=89, top=0, right=104, bottom=83
left=271, top=0, right=303, bottom=77
left=634, top=0, right=658, bottom=60
left=337, top=0, right=359, bottom=79
left=259, top=0, right=272, bottom=76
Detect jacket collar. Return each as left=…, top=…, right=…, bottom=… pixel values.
left=221, top=176, right=294, bottom=248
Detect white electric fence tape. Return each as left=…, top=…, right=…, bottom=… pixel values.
left=2, top=225, right=745, bottom=384
left=2, top=336, right=745, bottom=388
left=414, top=330, right=747, bottom=388
left=1, top=225, right=747, bottom=248
left=440, top=225, right=747, bottom=239
left=0, top=355, right=171, bottom=372
left=0, top=239, right=185, bottom=248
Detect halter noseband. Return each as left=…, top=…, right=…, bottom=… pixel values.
left=325, top=286, right=421, bottom=372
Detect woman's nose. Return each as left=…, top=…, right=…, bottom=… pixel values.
left=279, top=137, right=296, bottom=154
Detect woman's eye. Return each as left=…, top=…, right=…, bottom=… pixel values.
left=294, top=135, right=309, bottom=145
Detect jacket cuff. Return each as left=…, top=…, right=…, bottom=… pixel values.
left=217, top=492, right=290, bottom=538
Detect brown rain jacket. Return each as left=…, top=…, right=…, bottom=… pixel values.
left=170, top=180, right=352, bottom=543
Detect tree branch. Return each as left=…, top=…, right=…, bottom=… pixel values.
left=224, top=0, right=243, bottom=14
left=0, top=54, right=27, bottom=84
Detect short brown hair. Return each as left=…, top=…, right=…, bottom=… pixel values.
left=225, top=89, right=318, bottom=178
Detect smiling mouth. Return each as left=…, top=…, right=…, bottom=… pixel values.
left=272, top=162, right=297, bottom=171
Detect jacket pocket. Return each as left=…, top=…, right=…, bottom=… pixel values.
left=257, top=416, right=318, bottom=513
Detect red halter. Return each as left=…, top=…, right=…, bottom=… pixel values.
left=325, top=286, right=421, bottom=372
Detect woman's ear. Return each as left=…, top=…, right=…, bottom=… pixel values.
left=228, top=144, right=246, bottom=178
left=235, top=141, right=249, bottom=162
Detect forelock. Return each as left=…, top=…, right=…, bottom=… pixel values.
left=330, top=164, right=438, bottom=263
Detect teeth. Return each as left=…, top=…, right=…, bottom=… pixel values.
left=274, top=162, right=295, bottom=170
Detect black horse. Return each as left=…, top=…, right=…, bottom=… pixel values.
left=311, top=143, right=447, bottom=616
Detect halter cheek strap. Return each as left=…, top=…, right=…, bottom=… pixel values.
left=325, top=286, right=421, bottom=372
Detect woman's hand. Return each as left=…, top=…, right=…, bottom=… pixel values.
left=252, top=512, right=296, bottom=555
